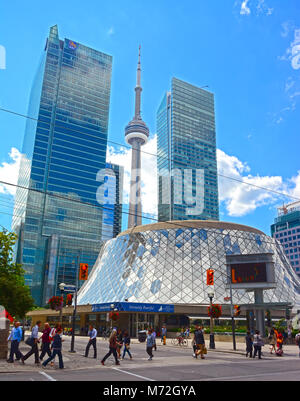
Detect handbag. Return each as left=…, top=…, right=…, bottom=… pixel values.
left=25, top=336, right=34, bottom=347
left=203, top=347, right=207, bottom=355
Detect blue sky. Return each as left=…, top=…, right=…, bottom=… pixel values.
left=0, top=0, right=299, bottom=235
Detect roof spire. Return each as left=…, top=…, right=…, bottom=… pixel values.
left=134, top=45, right=142, bottom=119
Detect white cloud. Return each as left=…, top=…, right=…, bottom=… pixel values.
left=281, top=21, right=294, bottom=38
left=239, top=0, right=273, bottom=16
left=0, top=148, right=21, bottom=196
left=217, top=149, right=299, bottom=217
left=280, top=28, right=300, bottom=70
left=107, top=27, right=115, bottom=37
left=289, top=171, right=300, bottom=199
left=240, top=0, right=251, bottom=15
left=2, top=144, right=299, bottom=223
left=285, top=77, right=295, bottom=93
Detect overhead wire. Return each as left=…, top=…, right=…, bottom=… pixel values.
left=0, top=106, right=299, bottom=203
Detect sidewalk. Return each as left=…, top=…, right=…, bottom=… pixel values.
left=0, top=337, right=298, bottom=373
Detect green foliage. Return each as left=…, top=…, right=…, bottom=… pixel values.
left=274, top=318, right=287, bottom=333
left=0, top=229, right=35, bottom=318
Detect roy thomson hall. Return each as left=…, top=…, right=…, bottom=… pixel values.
left=28, top=221, right=300, bottom=337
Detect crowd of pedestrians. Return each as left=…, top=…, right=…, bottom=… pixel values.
left=244, top=326, right=297, bottom=359
left=6, top=320, right=300, bottom=370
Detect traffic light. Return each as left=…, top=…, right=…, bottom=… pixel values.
left=66, top=293, right=73, bottom=306
left=206, top=269, right=214, bottom=286
left=79, top=263, right=89, bottom=281
left=234, top=305, right=241, bottom=317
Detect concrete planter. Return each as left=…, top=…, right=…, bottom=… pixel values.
left=0, top=318, right=9, bottom=359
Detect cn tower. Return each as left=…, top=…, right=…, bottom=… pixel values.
left=125, top=46, right=149, bottom=228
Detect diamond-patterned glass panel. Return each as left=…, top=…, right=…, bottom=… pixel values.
left=77, top=224, right=300, bottom=306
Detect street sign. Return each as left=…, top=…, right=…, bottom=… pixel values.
left=63, top=285, right=76, bottom=293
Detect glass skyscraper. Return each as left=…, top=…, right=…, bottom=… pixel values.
left=157, top=78, right=219, bottom=222
left=101, top=162, right=123, bottom=242
left=12, top=25, right=113, bottom=305
left=271, top=201, right=300, bottom=277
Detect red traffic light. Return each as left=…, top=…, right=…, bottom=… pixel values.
left=206, top=269, right=214, bottom=286
left=79, top=263, right=89, bottom=280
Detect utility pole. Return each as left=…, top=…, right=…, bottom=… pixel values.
left=69, top=253, right=80, bottom=353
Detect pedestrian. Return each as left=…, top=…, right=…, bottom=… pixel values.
left=245, top=331, right=253, bottom=358
left=121, top=331, right=132, bottom=360
left=22, top=320, right=42, bottom=365
left=287, top=327, right=292, bottom=345
left=116, top=329, right=123, bottom=360
left=7, top=321, right=23, bottom=363
left=161, top=325, right=167, bottom=345
left=151, top=328, right=157, bottom=351
left=85, top=325, right=97, bottom=359
left=276, top=331, right=284, bottom=356
left=282, top=329, right=288, bottom=345
left=146, top=329, right=155, bottom=360
left=101, top=330, right=120, bottom=366
left=42, top=327, right=64, bottom=369
left=193, top=325, right=206, bottom=360
left=295, top=330, right=300, bottom=358
left=185, top=327, right=190, bottom=338
left=49, top=323, right=61, bottom=367
left=253, top=330, right=264, bottom=359
left=268, top=327, right=277, bottom=354
left=39, top=322, right=52, bottom=361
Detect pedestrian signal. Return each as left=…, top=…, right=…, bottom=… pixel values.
left=206, top=269, right=214, bottom=286
left=234, top=305, right=241, bottom=317
left=79, top=263, right=88, bottom=281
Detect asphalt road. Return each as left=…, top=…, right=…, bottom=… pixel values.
left=1, top=336, right=300, bottom=382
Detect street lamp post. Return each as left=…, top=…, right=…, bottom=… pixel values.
left=110, top=304, right=115, bottom=332
left=229, top=278, right=236, bottom=351
left=58, top=283, right=65, bottom=327
left=69, top=254, right=79, bottom=353
left=208, top=290, right=215, bottom=349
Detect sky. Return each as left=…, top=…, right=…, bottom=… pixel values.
left=0, top=0, right=299, bottom=235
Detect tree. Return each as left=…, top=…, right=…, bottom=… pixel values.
left=0, top=229, right=35, bottom=318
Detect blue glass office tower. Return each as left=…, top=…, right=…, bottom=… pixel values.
left=12, top=25, right=112, bottom=305
left=157, top=78, right=219, bottom=222
left=271, top=202, right=300, bottom=277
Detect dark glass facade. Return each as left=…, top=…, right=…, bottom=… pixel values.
left=157, top=78, right=219, bottom=222
left=101, top=163, right=123, bottom=241
left=12, top=25, right=112, bottom=305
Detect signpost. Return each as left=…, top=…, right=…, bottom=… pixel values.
left=226, top=253, right=276, bottom=337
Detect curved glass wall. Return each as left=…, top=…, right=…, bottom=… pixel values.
left=77, top=222, right=300, bottom=307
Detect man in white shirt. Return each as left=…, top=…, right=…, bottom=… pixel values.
left=22, top=321, right=42, bottom=365
left=85, top=325, right=97, bottom=358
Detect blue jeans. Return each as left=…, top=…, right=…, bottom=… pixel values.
left=43, top=349, right=64, bottom=369
left=122, top=345, right=132, bottom=359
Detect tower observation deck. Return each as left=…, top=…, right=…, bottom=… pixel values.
left=125, top=46, right=149, bottom=228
